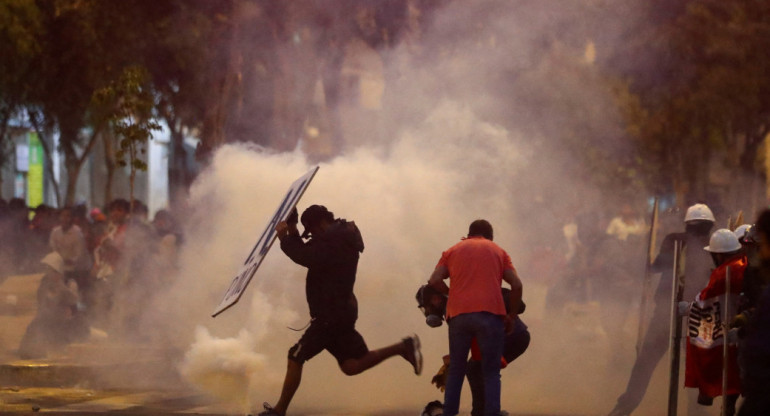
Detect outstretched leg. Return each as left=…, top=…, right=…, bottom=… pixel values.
left=340, top=334, right=422, bottom=375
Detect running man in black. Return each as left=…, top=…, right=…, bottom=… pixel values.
left=259, top=205, right=422, bottom=416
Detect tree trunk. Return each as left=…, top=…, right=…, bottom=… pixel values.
left=63, top=159, right=82, bottom=206
left=199, top=75, right=227, bottom=158
left=62, top=125, right=102, bottom=206
left=198, top=5, right=240, bottom=161
left=165, top=117, right=188, bottom=209
left=128, top=143, right=136, bottom=205
left=61, top=125, right=82, bottom=206
left=102, top=132, right=116, bottom=204
left=158, top=104, right=191, bottom=210
left=673, top=176, right=688, bottom=209
left=320, top=43, right=345, bottom=155
left=0, top=107, right=12, bottom=192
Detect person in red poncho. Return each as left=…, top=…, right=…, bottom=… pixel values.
left=685, top=228, right=747, bottom=415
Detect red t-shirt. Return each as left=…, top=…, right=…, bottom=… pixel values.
left=437, top=236, right=515, bottom=319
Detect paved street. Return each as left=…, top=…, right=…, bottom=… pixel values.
left=0, top=385, right=226, bottom=415
left=0, top=273, right=594, bottom=416
left=0, top=383, right=581, bottom=416
left=0, top=273, right=222, bottom=415
left=1, top=385, right=576, bottom=416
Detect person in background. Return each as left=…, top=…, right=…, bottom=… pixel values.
left=49, top=206, right=93, bottom=298
left=87, top=207, right=108, bottom=255
left=732, top=224, right=764, bottom=332
left=71, top=204, right=93, bottom=253
left=152, top=209, right=182, bottom=279
left=605, top=204, right=646, bottom=242
left=29, top=205, right=57, bottom=267
left=114, top=200, right=161, bottom=339
left=737, top=210, right=770, bottom=415
left=6, top=198, right=31, bottom=273
left=130, top=200, right=151, bottom=226
left=89, top=199, right=130, bottom=329
left=18, top=252, right=89, bottom=359
left=684, top=229, right=746, bottom=415
left=608, top=203, right=716, bottom=416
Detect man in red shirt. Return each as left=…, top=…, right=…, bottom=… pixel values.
left=428, top=219, right=522, bottom=416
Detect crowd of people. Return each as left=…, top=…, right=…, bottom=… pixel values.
left=586, top=203, right=770, bottom=416
left=536, top=199, right=770, bottom=416
left=5, top=194, right=770, bottom=415
left=0, top=197, right=183, bottom=358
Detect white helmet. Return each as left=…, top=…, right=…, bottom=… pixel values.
left=685, top=203, right=715, bottom=223
left=734, top=224, right=752, bottom=242
left=704, top=229, right=742, bottom=253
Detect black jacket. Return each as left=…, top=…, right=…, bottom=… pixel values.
left=651, top=231, right=712, bottom=302
left=280, top=219, right=365, bottom=325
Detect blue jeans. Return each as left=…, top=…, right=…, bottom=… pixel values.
left=444, top=312, right=504, bottom=416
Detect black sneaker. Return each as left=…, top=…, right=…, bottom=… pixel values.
left=257, top=402, right=281, bottom=416
left=403, top=333, right=423, bottom=375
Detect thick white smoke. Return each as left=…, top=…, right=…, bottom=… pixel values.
left=166, top=101, right=540, bottom=414
left=179, top=326, right=267, bottom=414
left=155, top=2, right=668, bottom=415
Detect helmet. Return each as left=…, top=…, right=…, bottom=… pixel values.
left=685, top=203, right=715, bottom=223
left=734, top=224, right=752, bottom=243
left=704, top=229, right=742, bottom=253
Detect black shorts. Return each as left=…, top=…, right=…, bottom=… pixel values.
left=288, top=319, right=368, bottom=365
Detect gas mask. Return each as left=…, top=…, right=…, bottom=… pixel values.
left=416, top=285, right=448, bottom=328
left=416, top=285, right=525, bottom=328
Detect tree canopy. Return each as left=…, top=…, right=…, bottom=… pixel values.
left=1, top=0, right=769, bottom=210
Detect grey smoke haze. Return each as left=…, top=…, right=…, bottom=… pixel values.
left=144, top=1, right=672, bottom=415
left=172, top=101, right=535, bottom=413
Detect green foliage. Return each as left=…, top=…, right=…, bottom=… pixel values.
left=5, top=0, right=767, bottom=209
left=0, top=0, right=43, bottom=168
left=607, top=0, right=770, bottom=203
left=0, top=0, right=41, bottom=96
left=94, top=65, right=160, bottom=173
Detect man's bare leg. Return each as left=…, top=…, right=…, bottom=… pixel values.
left=271, top=359, right=303, bottom=416
left=340, top=334, right=422, bottom=376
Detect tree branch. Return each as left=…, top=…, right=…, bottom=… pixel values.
left=77, top=121, right=105, bottom=167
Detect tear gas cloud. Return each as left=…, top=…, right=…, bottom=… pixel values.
left=171, top=103, right=538, bottom=413
left=180, top=326, right=267, bottom=414
left=164, top=114, right=628, bottom=411
left=150, top=1, right=661, bottom=415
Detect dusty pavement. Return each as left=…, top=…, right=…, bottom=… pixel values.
left=0, top=273, right=591, bottom=416
left=0, top=272, right=221, bottom=415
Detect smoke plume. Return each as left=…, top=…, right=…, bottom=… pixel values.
left=153, top=1, right=665, bottom=415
